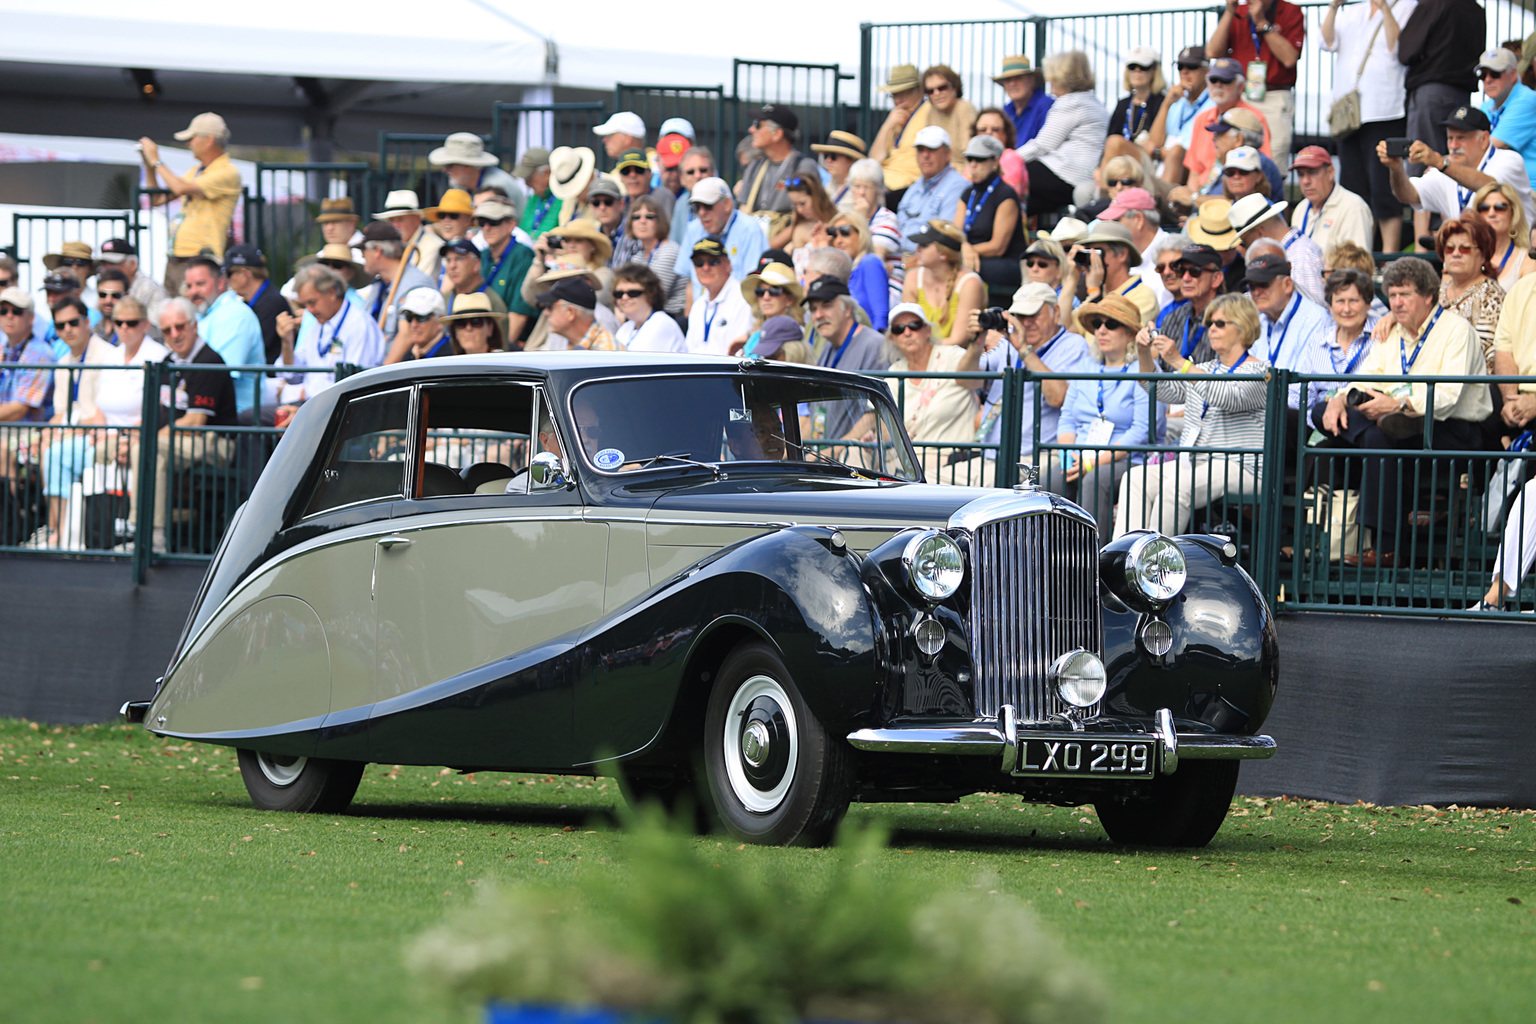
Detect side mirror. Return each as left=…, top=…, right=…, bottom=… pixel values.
left=529, top=451, right=567, bottom=490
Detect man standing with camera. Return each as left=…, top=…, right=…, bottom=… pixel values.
left=974, top=282, right=1093, bottom=467
left=1377, top=106, right=1535, bottom=226
left=1058, top=222, right=1159, bottom=332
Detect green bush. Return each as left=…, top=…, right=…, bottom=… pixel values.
left=408, top=809, right=1105, bottom=1024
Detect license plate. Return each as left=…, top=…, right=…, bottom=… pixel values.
left=1014, top=738, right=1156, bottom=778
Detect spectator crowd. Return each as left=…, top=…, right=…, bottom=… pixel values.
left=3, top=3, right=1536, bottom=610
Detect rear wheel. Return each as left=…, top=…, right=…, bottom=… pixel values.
left=236, top=749, right=364, bottom=813
left=702, top=641, right=852, bottom=846
left=1095, top=760, right=1240, bottom=847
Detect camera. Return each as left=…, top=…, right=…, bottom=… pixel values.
left=1073, top=247, right=1102, bottom=268
left=976, top=307, right=1010, bottom=333
left=1384, top=138, right=1412, bottom=159
left=546, top=235, right=563, bottom=250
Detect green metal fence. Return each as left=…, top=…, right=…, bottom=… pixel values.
left=247, top=162, right=371, bottom=286
left=615, top=84, right=731, bottom=177
left=489, top=101, right=610, bottom=167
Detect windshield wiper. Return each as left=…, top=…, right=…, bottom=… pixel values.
left=640, top=451, right=724, bottom=479
left=771, top=433, right=881, bottom=480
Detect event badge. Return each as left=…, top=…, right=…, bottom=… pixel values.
left=1084, top=417, right=1115, bottom=448
left=1245, top=61, right=1267, bottom=103
left=813, top=405, right=828, bottom=438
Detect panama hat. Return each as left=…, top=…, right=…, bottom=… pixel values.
left=878, top=64, right=921, bottom=93
left=428, top=132, right=499, bottom=168
left=740, top=262, right=804, bottom=308
left=993, top=55, right=1043, bottom=83
left=1186, top=198, right=1240, bottom=251
left=548, top=146, right=598, bottom=202
left=811, top=131, right=868, bottom=161
left=1227, top=193, right=1289, bottom=237
left=441, top=291, right=508, bottom=349
left=295, top=243, right=367, bottom=288
left=314, top=198, right=359, bottom=225
left=374, top=190, right=426, bottom=219
left=42, top=241, right=95, bottom=271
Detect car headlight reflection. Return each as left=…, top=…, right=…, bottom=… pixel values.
left=1125, top=534, right=1187, bottom=603
left=901, top=531, right=964, bottom=602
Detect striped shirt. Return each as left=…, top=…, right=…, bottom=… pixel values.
left=1142, top=355, right=1270, bottom=469
left=1017, top=91, right=1110, bottom=188
left=1, top=336, right=55, bottom=422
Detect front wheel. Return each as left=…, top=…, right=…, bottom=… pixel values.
left=1095, top=760, right=1240, bottom=847
left=236, top=749, right=365, bottom=813
left=702, top=641, right=852, bottom=846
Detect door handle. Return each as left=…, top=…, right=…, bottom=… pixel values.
left=376, top=535, right=412, bottom=550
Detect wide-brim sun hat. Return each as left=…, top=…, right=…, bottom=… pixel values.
left=428, top=132, right=499, bottom=168
left=548, top=146, right=598, bottom=202
left=740, top=262, right=804, bottom=308
left=545, top=217, right=613, bottom=266
left=1186, top=199, right=1240, bottom=252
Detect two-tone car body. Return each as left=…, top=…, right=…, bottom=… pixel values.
left=126, top=353, right=1277, bottom=846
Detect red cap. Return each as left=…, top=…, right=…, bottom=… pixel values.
left=1289, top=146, right=1332, bottom=171
left=657, top=133, right=692, bottom=169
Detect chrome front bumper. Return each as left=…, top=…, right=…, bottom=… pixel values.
left=846, top=705, right=1275, bottom=777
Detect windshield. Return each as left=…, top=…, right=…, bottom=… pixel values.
left=568, top=373, right=920, bottom=480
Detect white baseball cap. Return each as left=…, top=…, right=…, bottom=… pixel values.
left=1125, top=46, right=1161, bottom=68
left=658, top=117, right=696, bottom=140
left=888, top=302, right=929, bottom=327
left=913, top=125, right=952, bottom=150
left=399, top=287, right=445, bottom=318
left=594, top=111, right=646, bottom=139
left=689, top=176, right=733, bottom=206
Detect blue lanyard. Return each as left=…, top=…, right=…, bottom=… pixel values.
left=481, top=241, right=516, bottom=293
left=1097, top=363, right=1130, bottom=416
left=1400, top=307, right=1442, bottom=373
left=1247, top=10, right=1265, bottom=60
left=894, top=99, right=929, bottom=148
left=527, top=193, right=555, bottom=229
left=322, top=300, right=350, bottom=357
left=827, top=323, right=858, bottom=368
left=1299, top=201, right=1313, bottom=237
left=963, top=175, right=1001, bottom=234
left=249, top=280, right=269, bottom=307
left=1331, top=329, right=1370, bottom=375
left=418, top=335, right=449, bottom=359
left=1198, top=350, right=1251, bottom=419
left=702, top=299, right=721, bottom=346
left=1121, top=99, right=1151, bottom=140
left=1498, top=240, right=1516, bottom=274
left=1181, top=311, right=1205, bottom=359
left=1036, top=326, right=1066, bottom=364
left=1456, top=148, right=1495, bottom=209
left=1266, top=293, right=1301, bottom=364
left=370, top=282, right=387, bottom=320
left=1173, top=93, right=1204, bottom=134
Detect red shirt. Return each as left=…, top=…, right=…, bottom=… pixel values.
left=1217, top=1, right=1305, bottom=90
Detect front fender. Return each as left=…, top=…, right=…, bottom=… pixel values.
left=1100, top=539, right=1278, bottom=734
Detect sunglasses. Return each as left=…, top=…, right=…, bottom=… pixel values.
left=750, top=119, right=780, bottom=131
left=964, top=155, right=995, bottom=163
left=1107, top=177, right=1139, bottom=187
left=57, top=257, right=92, bottom=268
left=53, top=317, right=82, bottom=330
left=619, top=166, right=649, bottom=177
left=783, top=177, right=808, bottom=188
left=828, top=225, right=855, bottom=238
left=613, top=287, right=647, bottom=300
left=1207, top=318, right=1231, bottom=329
left=0, top=277, right=15, bottom=288
left=691, top=255, right=725, bottom=267
left=1158, top=262, right=1183, bottom=276
left=754, top=285, right=788, bottom=298
left=400, top=310, right=437, bottom=323
left=0, top=305, right=28, bottom=316
left=320, top=259, right=353, bottom=271
left=1025, top=257, right=1057, bottom=269
left=1177, top=265, right=1212, bottom=277
left=475, top=216, right=509, bottom=227
left=1442, top=243, right=1479, bottom=255
left=1477, top=202, right=1512, bottom=213
left=630, top=212, right=658, bottom=221
left=455, top=317, right=492, bottom=330
left=924, top=83, right=954, bottom=94
left=589, top=196, right=618, bottom=208
left=97, top=290, right=125, bottom=300
left=1126, top=62, right=1155, bottom=72
left=438, top=212, right=468, bottom=221
left=1479, top=70, right=1505, bottom=81
left=690, top=200, right=720, bottom=212
left=1222, top=166, right=1255, bottom=177
left=1176, top=63, right=1205, bottom=72
left=888, top=321, right=925, bottom=336
left=1083, top=317, right=1124, bottom=332
left=112, top=318, right=142, bottom=328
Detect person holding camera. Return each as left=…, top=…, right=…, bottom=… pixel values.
left=1378, top=106, right=1536, bottom=229
left=973, top=282, right=1094, bottom=469
left=884, top=303, right=988, bottom=484
left=1058, top=222, right=1158, bottom=334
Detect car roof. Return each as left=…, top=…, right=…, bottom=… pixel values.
left=329, top=352, right=876, bottom=394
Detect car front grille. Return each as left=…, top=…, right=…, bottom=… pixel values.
left=966, top=511, right=1102, bottom=722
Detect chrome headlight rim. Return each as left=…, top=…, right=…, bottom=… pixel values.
left=1123, top=532, right=1188, bottom=605
left=1049, top=649, right=1107, bottom=708
left=901, top=530, right=964, bottom=602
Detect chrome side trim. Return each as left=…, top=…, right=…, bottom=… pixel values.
left=846, top=723, right=1007, bottom=754
left=1155, top=707, right=1179, bottom=774
left=1177, top=734, right=1276, bottom=759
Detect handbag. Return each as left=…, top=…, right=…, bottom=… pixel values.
left=1303, top=483, right=1362, bottom=562
left=1328, top=7, right=1390, bottom=139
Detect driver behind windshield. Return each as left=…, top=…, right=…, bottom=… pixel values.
left=477, top=409, right=564, bottom=494
left=725, top=404, right=790, bottom=461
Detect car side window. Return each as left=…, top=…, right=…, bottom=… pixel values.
left=415, top=382, right=537, bottom=497
left=301, top=388, right=412, bottom=518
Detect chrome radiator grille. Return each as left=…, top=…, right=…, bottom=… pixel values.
left=966, top=512, right=1102, bottom=722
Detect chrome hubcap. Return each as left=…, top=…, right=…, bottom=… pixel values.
left=255, top=752, right=308, bottom=787
left=722, top=674, right=798, bottom=814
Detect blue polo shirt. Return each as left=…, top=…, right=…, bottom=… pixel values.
left=1006, top=91, right=1054, bottom=146
left=1484, top=80, right=1536, bottom=190
left=896, top=166, right=969, bottom=253
left=197, top=288, right=265, bottom=417
left=673, top=210, right=767, bottom=288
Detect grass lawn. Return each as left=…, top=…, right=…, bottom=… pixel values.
left=2, top=716, right=1532, bottom=1024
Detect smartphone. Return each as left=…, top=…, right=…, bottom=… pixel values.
left=1384, top=138, right=1412, bottom=159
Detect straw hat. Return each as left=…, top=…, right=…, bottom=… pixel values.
left=1038, top=217, right=1089, bottom=247
left=811, top=131, right=868, bottom=161
left=549, top=146, right=598, bottom=202
left=42, top=241, right=94, bottom=271
left=428, top=132, right=499, bottom=168
left=314, top=197, right=359, bottom=225
left=1074, top=293, right=1143, bottom=333
left=878, top=64, right=921, bottom=93
left=374, top=190, right=426, bottom=219
left=740, top=262, right=804, bottom=308
left=546, top=218, right=613, bottom=266
left=442, top=291, right=509, bottom=349
left=425, top=188, right=473, bottom=222
left=1186, top=198, right=1241, bottom=251
left=296, top=243, right=367, bottom=287
left=993, top=55, right=1044, bottom=83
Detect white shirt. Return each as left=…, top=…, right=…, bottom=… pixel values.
left=685, top=282, right=754, bottom=355
left=94, top=338, right=171, bottom=426
left=281, top=300, right=388, bottom=399
left=1411, top=146, right=1536, bottom=225
left=1320, top=0, right=1418, bottom=123
left=617, top=310, right=687, bottom=353
left=1257, top=291, right=1332, bottom=408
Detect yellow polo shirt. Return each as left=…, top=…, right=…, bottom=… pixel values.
left=1350, top=308, right=1492, bottom=421
left=1493, top=271, right=1536, bottom=391
left=170, top=152, right=241, bottom=258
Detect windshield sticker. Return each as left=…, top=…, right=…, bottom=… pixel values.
left=594, top=448, right=625, bottom=470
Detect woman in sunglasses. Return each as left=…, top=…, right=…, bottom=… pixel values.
left=35, top=296, right=117, bottom=547
left=612, top=265, right=686, bottom=353
left=1052, top=293, right=1165, bottom=541
left=1117, top=293, right=1267, bottom=538
left=86, top=298, right=170, bottom=544
left=734, top=262, right=804, bottom=357
left=618, top=195, right=684, bottom=319
left=953, top=134, right=1027, bottom=309
left=771, top=176, right=838, bottom=255
left=884, top=302, right=986, bottom=484
left=811, top=210, right=888, bottom=331
left=1469, top=182, right=1536, bottom=292
left=1108, top=49, right=1166, bottom=154
left=443, top=292, right=509, bottom=354
left=1430, top=216, right=1502, bottom=372
left=972, top=107, right=1028, bottom=198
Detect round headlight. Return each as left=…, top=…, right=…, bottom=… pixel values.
left=1125, top=534, right=1187, bottom=603
left=1051, top=650, right=1107, bottom=708
left=902, top=530, right=964, bottom=602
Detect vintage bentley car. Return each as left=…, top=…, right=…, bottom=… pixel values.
left=125, top=353, right=1277, bottom=847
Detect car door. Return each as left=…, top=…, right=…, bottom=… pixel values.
left=371, top=381, right=607, bottom=768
